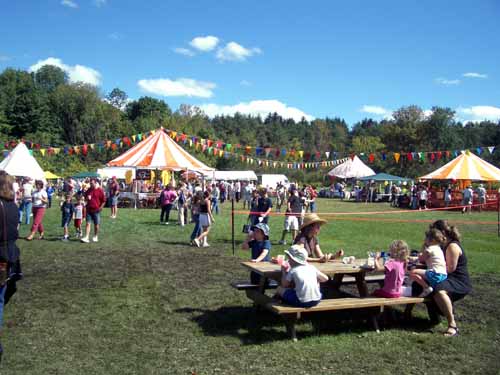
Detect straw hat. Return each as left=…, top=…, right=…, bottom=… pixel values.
left=284, top=244, right=308, bottom=265
left=300, top=213, right=327, bottom=230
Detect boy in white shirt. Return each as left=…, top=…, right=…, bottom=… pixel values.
left=276, top=245, right=329, bottom=307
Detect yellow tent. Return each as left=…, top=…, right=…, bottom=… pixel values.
left=44, top=171, right=60, bottom=179
left=420, top=151, right=500, bottom=181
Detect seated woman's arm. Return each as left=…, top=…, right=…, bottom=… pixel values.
left=446, top=243, right=461, bottom=274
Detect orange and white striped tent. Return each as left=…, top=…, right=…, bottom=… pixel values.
left=420, top=150, right=500, bottom=181
left=107, top=129, right=214, bottom=171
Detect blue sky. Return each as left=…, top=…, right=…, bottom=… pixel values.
left=1, top=0, right=500, bottom=125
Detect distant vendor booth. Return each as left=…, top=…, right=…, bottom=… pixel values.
left=420, top=150, right=500, bottom=210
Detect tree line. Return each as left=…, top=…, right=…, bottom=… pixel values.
left=1, top=65, right=499, bottom=182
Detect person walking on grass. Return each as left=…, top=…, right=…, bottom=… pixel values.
left=159, top=184, right=177, bottom=225
left=108, top=176, right=120, bottom=219
left=279, top=187, right=302, bottom=245
left=461, top=185, right=473, bottom=214
left=81, top=178, right=106, bottom=243
left=476, top=184, right=486, bottom=212
left=26, top=180, right=48, bottom=241
left=193, top=190, right=215, bottom=247
left=60, top=194, right=74, bottom=241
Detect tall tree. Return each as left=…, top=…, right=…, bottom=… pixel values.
left=34, top=65, right=68, bottom=92
left=107, top=88, right=128, bottom=109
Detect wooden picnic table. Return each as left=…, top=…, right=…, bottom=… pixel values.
left=241, top=259, right=375, bottom=299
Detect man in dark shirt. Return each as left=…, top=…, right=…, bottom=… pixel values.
left=279, top=188, right=302, bottom=244
left=256, top=188, right=273, bottom=225
left=81, top=178, right=106, bottom=243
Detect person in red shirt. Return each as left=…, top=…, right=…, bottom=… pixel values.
left=81, top=178, right=106, bottom=243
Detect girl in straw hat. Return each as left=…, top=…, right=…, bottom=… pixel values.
left=293, top=213, right=344, bottom=262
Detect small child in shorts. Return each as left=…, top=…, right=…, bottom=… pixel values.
left=276, top=244, right=329, bottom=308
left=241, top=223, right=271, bottom=284
left=373, top=240, right=409, bottom=298
left=410, top=228, right=448, bottom=297
left=74, top=195, right=85, bottom=238
left=60, top=194, right=74, bottom=241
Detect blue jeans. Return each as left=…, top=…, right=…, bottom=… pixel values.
left=309, top=201, right=316, bottom=213
left=19, top=200, right=32, bottom=225
left=190, top=214, right=202, bottom=241
left=211, top=198, right=219, bottom=215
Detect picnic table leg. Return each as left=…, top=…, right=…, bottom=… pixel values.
left=355, top=271, right=369, bottom=297
left=284, top=314, right=298, bottom=342
left=404, top=304, right=415, bottom=321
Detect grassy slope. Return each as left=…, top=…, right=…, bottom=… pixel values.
left=2, top=198, right=500, bottom=374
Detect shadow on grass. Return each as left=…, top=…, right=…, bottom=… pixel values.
left=175, top=305, right=436, bottom=344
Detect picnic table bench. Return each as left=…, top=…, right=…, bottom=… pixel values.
left=237, top=260, right=428, bottom=340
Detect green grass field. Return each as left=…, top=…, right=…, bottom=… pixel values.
left=2, top=198, right=500, bottom=374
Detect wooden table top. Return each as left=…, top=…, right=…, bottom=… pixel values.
left=242, top=259, right=369, bottom=277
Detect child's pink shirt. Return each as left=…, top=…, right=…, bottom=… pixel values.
left=381, top=259, right=406, bottom=297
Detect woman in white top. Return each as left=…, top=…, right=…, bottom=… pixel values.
left=26, top=180, right=48, bottom=240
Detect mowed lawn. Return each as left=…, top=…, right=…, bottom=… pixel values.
left=3, top=198, right=500, bottom=374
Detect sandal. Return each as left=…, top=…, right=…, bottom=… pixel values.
left=25, top=236, right=34, bottom=241
left=443, top=325, right=459, bottom=337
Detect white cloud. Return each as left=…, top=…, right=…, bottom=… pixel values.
left=240, top=80, right=252, bottom=87
left=138, top=78, right=216, bottom=98
left=423, top=109, right=433, bottom=118
left=189, top=36, right=219, bottom=52
left=457, top=106, right=500, bottom=122
left=360, top=105, right=390, bottom=116
left=463, top=72, right=488, bottom=79
left=94, top=0, right=106, bottom=7
left=0, top=55, right=11, bottom=62
left=29, top=57, right=101, bottom=86
left=61, top=0, right=78, bottom=8
left=199, top=100, right=314, bottom=122
left=173, top=47, right=195, bottom=57
left=435, top=78, right=460, bottom=85
left=108, top=32, right=122, bottom=40
left=216, top=42, right=261, bottom=62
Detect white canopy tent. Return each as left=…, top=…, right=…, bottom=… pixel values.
left=327, top=155, right=375, bottom=179
left=98, top=167, right=136, bottom=180
left=206, top=170, right=257, bottom=181
left=0, top=143, right=45, bottom=181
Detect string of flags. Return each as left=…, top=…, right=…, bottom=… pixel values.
left=1, top=128, right=497, bottom=170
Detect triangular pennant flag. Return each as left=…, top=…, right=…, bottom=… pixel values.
left=298, top=150, right=304, bottom=159
left=476, top=147, right=482, bottom=155
left=131, top=135, right=136, bottom=143
left=40, top=149, right=46, bottom=157
left=488, top=146, right=495, bottom=154
left=394, top=152, right=400, bottom=163
left=325, top=151, right=330, bottom=159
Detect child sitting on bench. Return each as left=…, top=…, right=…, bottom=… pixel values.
left=410, top=228, right=448, bottom=297
left=241, top=223, right=271, bottom=285
left=373, top=240, right=409, bottom=298
left=276, top=244, right=329, bottom=307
